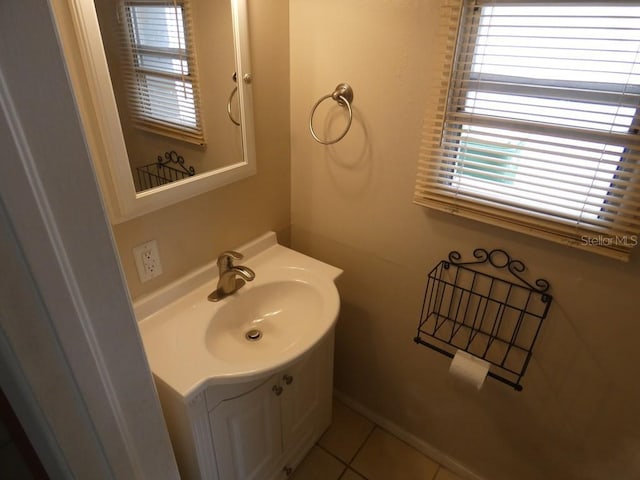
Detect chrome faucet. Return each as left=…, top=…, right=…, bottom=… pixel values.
left=208, top=251, right=255, bottom=302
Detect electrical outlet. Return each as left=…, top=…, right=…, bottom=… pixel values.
left=133, top=240, right=163, bottom=283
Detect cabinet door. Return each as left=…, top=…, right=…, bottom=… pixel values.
left=210, top=375, right=282, bottom=480
left=281, top=340, right=333, bottom=449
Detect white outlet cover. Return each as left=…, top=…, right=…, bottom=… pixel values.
left=133, top=240, right=163, bottom=283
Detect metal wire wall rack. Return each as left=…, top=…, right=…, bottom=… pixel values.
left=136, top=150, right=196, bottom=191
left=413, top=249, right=553, bottom=391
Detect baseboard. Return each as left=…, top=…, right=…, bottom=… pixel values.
left=333, top=390, right=488, bottom=480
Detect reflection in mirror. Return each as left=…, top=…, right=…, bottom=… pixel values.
left=93, top=0, right=243, bottom=192
left=54, top=0, right=255, bottom=221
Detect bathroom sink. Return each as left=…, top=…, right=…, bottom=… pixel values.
left=135, top=232, right=342, bottom=397
left=205, top=276, right=325, bottom=364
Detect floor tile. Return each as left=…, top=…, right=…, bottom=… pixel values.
left=340, top=468, right=367, bottom=480
left=435, top=467, right=464, bottom=480
left=351, top=427, right=439, bottom=480
left=290, top=446, right=345, bottom=480
left=318, top=399, right=375, bottom=463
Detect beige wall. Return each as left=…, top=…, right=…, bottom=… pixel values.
left=113, top=0, right=290, bottom=299
left=290, top=1, right=640, bottom=480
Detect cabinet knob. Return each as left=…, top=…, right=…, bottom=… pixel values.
left=283, top=466, right=292, bottom=476
left=272, top=385, right=283, bottom=396
left=283, top=374, right=294, bottom=385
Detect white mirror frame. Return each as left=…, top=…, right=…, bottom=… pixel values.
left=52, top=0, right=256, bottom=223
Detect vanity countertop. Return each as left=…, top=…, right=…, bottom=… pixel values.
left=135, top=232, right=342, bottom=399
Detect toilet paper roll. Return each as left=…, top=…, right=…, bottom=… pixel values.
left=449, top=350, right=490, bottom=390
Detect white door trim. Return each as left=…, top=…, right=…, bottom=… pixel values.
left=0, top=1, right=180, bottom=478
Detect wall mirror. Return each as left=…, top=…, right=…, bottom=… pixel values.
left=53, top=0, right=256, bottom=223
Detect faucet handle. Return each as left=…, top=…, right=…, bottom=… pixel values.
left=217, top=250, right=243, bottom=270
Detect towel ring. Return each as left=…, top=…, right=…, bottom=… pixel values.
left=309, top=83, right=354, bottom=145
left=226, top=71, right=251, bottom=126
left=227, top=86, right=240, bottom=126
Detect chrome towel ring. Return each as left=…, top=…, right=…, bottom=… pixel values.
left=309, top=83, right=354, bottom=145
left=227, top=71, right=252, bottom=126
left=227, top=86, right=240, bottom=126
left=227, top=72, right=240, bottom=126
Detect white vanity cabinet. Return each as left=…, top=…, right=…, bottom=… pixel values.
left=156, top=331, right=334, bottom=480
left=139, top=233, right=343, bottom=479
left=209, top=374, right=282, bottom=480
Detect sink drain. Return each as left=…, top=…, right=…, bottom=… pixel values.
left=245, top=329, right=262, bottom=341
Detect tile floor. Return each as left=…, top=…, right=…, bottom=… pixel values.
left=291, top=399, right=464, bottom=480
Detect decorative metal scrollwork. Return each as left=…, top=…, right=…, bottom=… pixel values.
left=136, top=150, right=196, bottom=191
left=414, top=247, right=554, bottom=391
left=447, top=248, right=550, bottom=297
left=158, top=150, right=195, bottom=176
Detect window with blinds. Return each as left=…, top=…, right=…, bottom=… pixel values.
left=415, top=0, right=640, bottom=260
left=121, top=0, right=204, bottom=144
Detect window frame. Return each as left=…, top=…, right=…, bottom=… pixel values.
left=121, top=0, right=205, bottom=145
left=414, top=0, right=640, bottom=261
left=452, top=1, right=640, bottom=145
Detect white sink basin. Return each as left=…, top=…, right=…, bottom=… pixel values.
left=205, top=275, right=324, bottom=363
left=135, top=232, right=342, bottom=398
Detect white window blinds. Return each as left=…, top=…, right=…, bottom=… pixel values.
left=415, top=0, right=640, bottom=261
left=121, top=0, right=205, bottom=144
